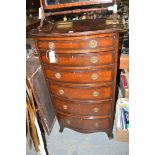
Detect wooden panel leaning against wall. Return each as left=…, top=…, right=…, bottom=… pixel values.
left=26, top=55, right=56, bottom=135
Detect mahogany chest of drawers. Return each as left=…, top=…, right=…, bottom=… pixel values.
left=30, top=19, right=120, bottom=138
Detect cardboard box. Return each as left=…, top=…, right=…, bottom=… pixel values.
left=115, top=98, right=129, bottom=142
left=115, top=127, right=129, bottom=142
left=114, top=120, right=129, bottom=142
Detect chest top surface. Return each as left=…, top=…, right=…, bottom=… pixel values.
left=30, top=19, right=121, bottom=38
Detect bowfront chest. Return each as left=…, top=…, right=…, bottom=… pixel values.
left=31, top=19, right=120, bottom=138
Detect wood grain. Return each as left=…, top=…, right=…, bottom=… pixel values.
left=31, top=18, right=120, bottom=138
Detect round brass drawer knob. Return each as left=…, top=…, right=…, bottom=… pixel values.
left=95, top=122, right=99, bottom=127
left=63, top=105, right=68, bottom=110
left=91, top=73, right=98, bottom=80
left=93, top=107, right=99, bottom=113
left=66, top=120, right=71, bottom=125
left=92, top=91, right=99, bottom=97
left=90, top=56, right=98, bottom=64
left=59, top=89, right=64, bottom=95
left=48, top=41, right=55, bottom=50
left=55, top=73, right=61, bottom=79
left=89, top=40, right=98, bottom=48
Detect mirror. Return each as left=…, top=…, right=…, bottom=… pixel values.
left=46, top=0, right=87, bottom=5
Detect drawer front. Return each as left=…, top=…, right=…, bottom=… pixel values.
left=53, top=97, right=112, bottom=116
left=36, top=35, right=116, bottom=52
left=40, top=51, right=114, bottom=66
left=49, top=83, right=113, bottom=100
left=58, top=113, right=111, bottom=131
left=45, top=68, right=114, bottom=83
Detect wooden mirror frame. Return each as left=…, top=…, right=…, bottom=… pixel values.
left=40, top=0, right=114, bottom=10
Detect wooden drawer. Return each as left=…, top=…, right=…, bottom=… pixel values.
left=44, top=67, right=114, bottom=84
left=53, top=97, right=112, bottom=116
left=40, top=51, right=114, bottom=66
left=57, top=112, right=111, bottom=131
left=36, top=34, right=116, bottom=52
left=49, top=82, right=113, bottom=100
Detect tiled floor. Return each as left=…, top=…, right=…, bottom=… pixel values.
left=27, top=120, right=129, bottom=155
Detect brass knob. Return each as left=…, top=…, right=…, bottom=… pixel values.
left=91, top=73, right=98, bottom=80
left=55, top=73, right=61, bottom=79
left=95, top=122, right=99, bottom=127
left=90, top=56, right=98, bottom=64
left=48, top=41, right=55, bottom=50
left=92, top=91, right=99, bottom=97
left=93, top=107, right=99, bottom=113
left=89, top=40, right=97, bottom=48
left=66, top=119, right=71, bottom=125
left=59, top=89, right=64, bottom=95
left=63, top=105, right=68, bottom=110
